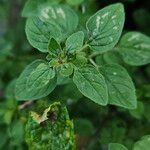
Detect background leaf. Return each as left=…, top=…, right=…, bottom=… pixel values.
left=118, top=32, right=150, bottom=66
left=133, top=135, right=150, bottom=150
left=109, top=143, right=128, bottom=150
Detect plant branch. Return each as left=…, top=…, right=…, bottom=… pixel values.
left=18, top=101, right=33, bottom=110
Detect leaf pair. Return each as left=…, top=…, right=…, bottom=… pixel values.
left=73, top=64, right=137, bottom=109
left=48, top=31, right=85, bottom=56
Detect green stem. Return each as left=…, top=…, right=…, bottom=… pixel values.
left=78, top=44, right=89, bottom=52
left=89, top=51, right=103, bottom=58
left=89, top=47, right=120, bottom=58
left=89, top=58, right=98, bottom=68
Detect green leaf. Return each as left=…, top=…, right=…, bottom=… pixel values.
left=66, top=0, right=84, bottom=6
left=100, top=64, right=137, bottom=109
left=22, top=0, right=61, bottom=17
left=25, top=4, right=78, bottom=52
left=73, top=52, right=88, bottom=67
left=65, top=31, right=84, bottom=53
left=118, top=32, right=150, bottom=66
left=133, top=135, right=150, bottom=150
left=86, top=3, right=125, bottom=52
left=0, top=128, right=9, bottom=148
left=25, top=102, right=76, bottom=150
left=48, top=38, right=61, bottom=54
left=73, top=65, right=108, bottom=105
left=96, top=51, right=123, bottom=65
left=74, top=118, right=95, bottom=136
left=5, top=79, right=16, bottom=99
left=129, top=101, right=144, bottom=119
left=142, top=84, right=150, bottom=98
left=100, top=120, right=126, bottom=144
left=15, top=60, right=57, bottom=101
left=9, top=121, right=24, bottom=145
left=22, top=0, right=42, bottom=17
left=59, top=63, right=74, bottom=77
left=109, top=143, right=128, bottom=150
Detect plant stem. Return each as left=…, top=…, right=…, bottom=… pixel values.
left=89, top=51, right=103, bottom=58
left=18, top=101, right=33, bottom=110
left=89, top=47, right=120, bottom=58
left=89, top=58, right=98, bottom=68
left=78, top=44, right=89, bottom=52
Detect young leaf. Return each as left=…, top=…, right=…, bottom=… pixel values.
left=48, top=38, right=61, bottom=54
left=118, top=32, right=150, bottom=66
left=100, top=64, right=137, bottom=109
left=59, top=63, right=74, bottom=77
left=26, top=4, right=78, bottom=52
left=15, top=60, right=57, bottom=101
left=73, top=65, right=108, bottom=105
left=25, top=102, right=76, bottom=150
left=73, top=52, right=88, bottom=67
left=86, top=3, right=125, bottom=52
left=109, top=143, right=128, bottom=150
left=65, top=31, right=84, bottom=53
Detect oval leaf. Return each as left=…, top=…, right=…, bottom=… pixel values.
left=26, top=4, right=78, bottom=52
left=15, top=60, right=57, bottom=101
left=118, top=32, right=150, bottom=66
left=65, top=31, right=84, bottom=53
left=86, top=3, right=125, bottom=52
left=59, top=63, right=74, bottom=77
left=100, top=64, right=137, bottom=109
left=73, top=65, right=108, bottom=105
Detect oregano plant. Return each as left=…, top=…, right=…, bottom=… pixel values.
left=14, top=2, right=143, bottom=109
left=1, top=0, right=150, bottom=149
